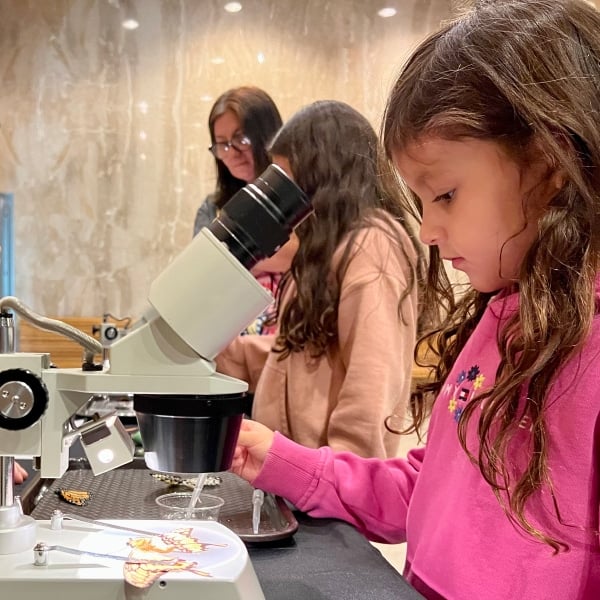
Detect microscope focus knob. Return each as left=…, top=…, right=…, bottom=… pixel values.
left=0, top=368, right=49, bottom=430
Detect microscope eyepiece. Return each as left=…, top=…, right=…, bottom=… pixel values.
left=208, top=164, right=311, bottom=268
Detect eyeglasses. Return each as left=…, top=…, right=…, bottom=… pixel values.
left=208, top=133, right=252, bottom=158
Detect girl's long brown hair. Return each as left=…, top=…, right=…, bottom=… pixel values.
left=383, top=0, right=600, bottom=551
left=269, top=100, right=425, bottom=359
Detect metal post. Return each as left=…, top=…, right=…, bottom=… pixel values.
left=0, top=310, right=15, bottom=506
left=0, top=457, right=13, bottom=506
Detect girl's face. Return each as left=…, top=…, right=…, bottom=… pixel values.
left=394, top=136, right=551, bottom=293
left=212, top=109, right=255, bottom=182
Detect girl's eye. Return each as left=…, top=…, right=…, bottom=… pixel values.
left=433, top=190, right=455, bottom=203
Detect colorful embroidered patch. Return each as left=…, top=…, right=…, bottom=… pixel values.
left=441, top=363, right=488, bottom=424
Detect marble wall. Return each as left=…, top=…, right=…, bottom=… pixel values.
left=1, top=0, right=455, bottom=318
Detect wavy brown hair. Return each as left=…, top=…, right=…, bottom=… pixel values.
left=269, top=100, right=425, bottom=359
left=383, top=0, right=600, bottom=551
left=208, top=86, right=282, bottom=208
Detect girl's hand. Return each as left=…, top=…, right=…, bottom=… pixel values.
left=14, top=461, right=28, bottom=484
left=231, top=419, right=275, bottom=482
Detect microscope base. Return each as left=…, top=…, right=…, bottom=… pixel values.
left=0, top=504, right=36, bottom=554
left=0, top=519, right=265, bottom=600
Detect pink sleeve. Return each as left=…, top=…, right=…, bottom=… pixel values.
left=253, top=432, right=425, bottom=544
left=215, top=334, right=274, bottom=392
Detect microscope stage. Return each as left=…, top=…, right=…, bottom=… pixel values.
left=0, top=519, right=265, bottom=600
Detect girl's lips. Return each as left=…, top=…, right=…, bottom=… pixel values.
left=450, top=257, right=465, bottom=269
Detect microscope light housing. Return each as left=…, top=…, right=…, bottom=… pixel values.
left=78, top=414, right=135, bottom=475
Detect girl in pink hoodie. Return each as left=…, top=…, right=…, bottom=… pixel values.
left=230, top=1, right=600, bottom=598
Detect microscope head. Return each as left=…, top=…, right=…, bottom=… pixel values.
left=143, top=163, right=310, bottom=362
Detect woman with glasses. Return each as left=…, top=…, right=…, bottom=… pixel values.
left=217, top=100, right=424, bottom=458
left=195, top=86, right=284, bottom=334
left=194, top=86, right=283, bottom=235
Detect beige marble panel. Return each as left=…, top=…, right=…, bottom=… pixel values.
left=0, top=0, right=453, bottom=318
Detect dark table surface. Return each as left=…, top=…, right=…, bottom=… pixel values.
left=14, top=460, right=424, bottom=600
left=247, top=512, right=424, bottom=600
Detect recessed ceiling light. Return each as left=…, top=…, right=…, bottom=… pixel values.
left=122, top=19, right=139, bottom=30
left=210, top=57, right=226, bottom=65
left=224, top=2, right=242, bottom=13
left=377, top=7, right=397, bottom=18
left=257, top=52, right=265, bottom=64
left=199, top=95, right=213, bottom=102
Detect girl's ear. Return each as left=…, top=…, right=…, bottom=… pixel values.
left=542, top=131, right=572, bottom=194
left=549, top=166, right=566, bottom=193
left=536, top=163, right=565, bottom=212
left=529, top=135, right=566, bottom=208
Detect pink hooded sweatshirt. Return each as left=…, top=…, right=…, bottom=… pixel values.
left=251, top=288, right=600, bottom=599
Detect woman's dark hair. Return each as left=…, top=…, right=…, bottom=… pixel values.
left=269, top=100, right=424, bottom=359
left=382, top=0, right=600, bottom=551
left=209, top=86, right=282, bottom=209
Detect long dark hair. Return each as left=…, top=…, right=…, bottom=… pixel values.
left=269, top=100, right=424, bottom=359
left=208, top=86, right=282, bottom=208
left=383, top=0, right=600, bottom=550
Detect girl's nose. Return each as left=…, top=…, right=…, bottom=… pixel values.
left=419, top=217, right=443, bottom=246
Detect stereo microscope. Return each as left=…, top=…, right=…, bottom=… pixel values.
left=0, top=164, right=311, bottom=599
